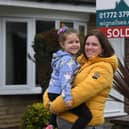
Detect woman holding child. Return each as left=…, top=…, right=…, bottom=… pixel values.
left=43, top=29, right=118, bottom=129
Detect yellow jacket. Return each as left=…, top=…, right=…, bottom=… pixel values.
left=43, top=54, right=118, bottom=126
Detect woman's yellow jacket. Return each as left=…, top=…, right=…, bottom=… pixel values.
left=43, top=54, right=118, bottom=126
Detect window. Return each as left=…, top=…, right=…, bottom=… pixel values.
left=0, top=18, right=87, bottom=95
left=74, top=22, right=87, bottom=35
left=0, top=18, right=42, bottom=94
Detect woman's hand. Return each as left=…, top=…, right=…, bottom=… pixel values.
left=43, top=89, right=50, bottom=110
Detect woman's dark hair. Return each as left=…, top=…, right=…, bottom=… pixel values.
left=82, top=29, right=115, bottom=58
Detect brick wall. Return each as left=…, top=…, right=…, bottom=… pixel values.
left=0, top=95, right=41, bottom=128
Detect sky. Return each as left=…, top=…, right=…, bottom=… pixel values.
left=96, top=0, right=129, bottom=10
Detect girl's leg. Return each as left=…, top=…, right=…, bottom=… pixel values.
left=71, top=103, right=92, bottom=129
left=49, top=113, right=57, bottom=127
left=56, top=117, right=104, bottom=129
left=47, top=93, right=59, bottom=128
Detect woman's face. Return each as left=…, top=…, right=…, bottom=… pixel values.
left=85, top=35, right=103, bottom=59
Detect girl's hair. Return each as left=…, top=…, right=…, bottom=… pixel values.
left=57, top=27, right=79, bottom=44
left=82, top=29, right=115, bottom=58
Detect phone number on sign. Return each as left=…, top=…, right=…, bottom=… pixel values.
left=99, top=11, right=129, bottom=19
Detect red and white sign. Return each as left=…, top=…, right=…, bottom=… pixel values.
left=99, top=26, right=129, bottom=38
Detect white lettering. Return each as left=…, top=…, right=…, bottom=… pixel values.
left=120, top=28, right=124, bottom=38
left=107, top=29, right=112, bottom=38
left=106, top=28, right=129, bottom=38
left=125, top=28, right=129, bottom=37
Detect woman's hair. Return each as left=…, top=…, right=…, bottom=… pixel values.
left=57, top=27, right=79, bottom=45
left=82, top=29, right=115, bottom=58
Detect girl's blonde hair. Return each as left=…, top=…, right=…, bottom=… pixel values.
left=58, top=28, right=79, bottom=45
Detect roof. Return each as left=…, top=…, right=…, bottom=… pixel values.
left=0, top=0, right=96, bottom=13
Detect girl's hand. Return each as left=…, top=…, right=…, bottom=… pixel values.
left=49, top=102, right=56, bottom=114
left=48, top=101, right=52, bottom=109
left=65, top=100, right=73, bottom=108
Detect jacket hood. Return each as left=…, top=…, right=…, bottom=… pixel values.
left=78, top=54, right=118, bottom=73
left=51, top=50, right=72, bottom=67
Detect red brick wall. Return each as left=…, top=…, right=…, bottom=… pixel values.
left=0, top=95, right=41, bottom=128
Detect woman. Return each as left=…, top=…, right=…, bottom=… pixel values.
left=43, top=29, right=118, bottom=129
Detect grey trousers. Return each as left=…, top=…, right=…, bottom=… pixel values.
left=56, top=117, right=104, bottom=129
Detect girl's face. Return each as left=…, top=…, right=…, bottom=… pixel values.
left=61, top=33, right=80, bottom=55
left=85, top=35, right=103, bottom=59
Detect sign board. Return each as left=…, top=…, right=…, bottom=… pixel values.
left=96, top=0, right=129, bottom=38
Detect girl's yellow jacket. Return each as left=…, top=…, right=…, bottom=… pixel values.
left=43, top=54, right=118, bottom=126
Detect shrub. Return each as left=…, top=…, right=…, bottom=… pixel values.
left=32, top=29, right=59, bottom=64
left=30, top=29, right=60, bottom=93
left=20, top=103, right=50, bottom=129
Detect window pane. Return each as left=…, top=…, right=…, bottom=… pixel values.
left=79, top=25, right=85, bottom=34
left=36, top=20, right=55, bottom=33
left=6, top=22, right=27, bottom=85
left=35, top=21, right=55, bottom=86
left=60, top=21, right=73, bottom=28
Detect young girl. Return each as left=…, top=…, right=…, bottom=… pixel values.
left=45, top=26, right=92, bottom=129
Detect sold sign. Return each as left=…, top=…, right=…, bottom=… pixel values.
left=99, top=26, right=129, bottom=38
left=96, top=0, right=129, bottom=38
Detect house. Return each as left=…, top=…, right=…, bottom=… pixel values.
left=0, top=0, right=127, bottom=128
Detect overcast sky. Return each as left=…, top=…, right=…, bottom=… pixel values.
left=96, top=0, right=129, bottom=10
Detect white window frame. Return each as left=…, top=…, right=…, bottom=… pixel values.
left=0, top=17, right=42, bottom=95
left=55, top=21, right=87, bottom=35
left=74, top=22, right=87, bottom=35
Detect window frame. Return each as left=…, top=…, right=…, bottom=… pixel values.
left=0, top=17, right=42, bottom=95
